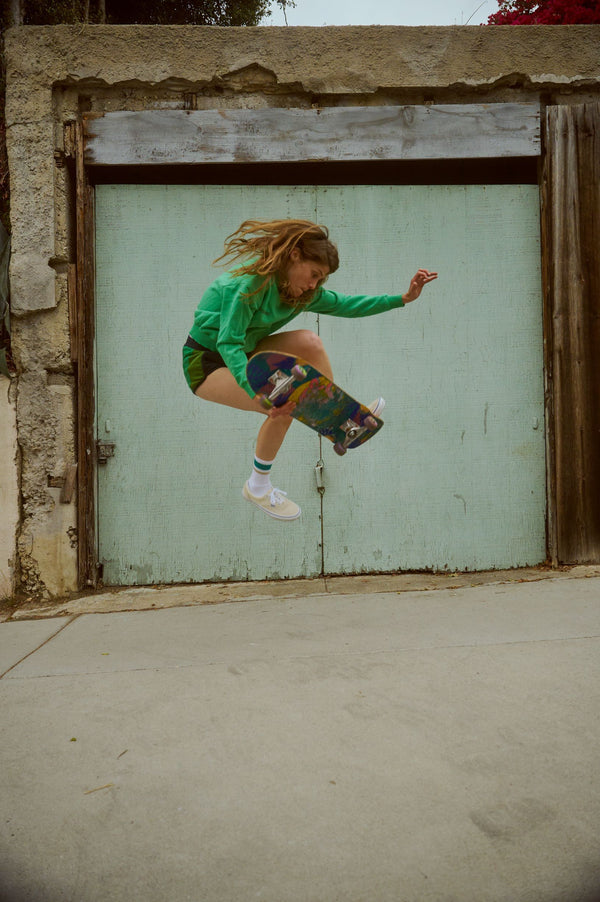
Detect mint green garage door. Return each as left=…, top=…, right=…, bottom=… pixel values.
left=95, top=184, right=545, bottom=585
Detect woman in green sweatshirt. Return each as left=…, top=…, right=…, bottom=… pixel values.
left=183, top=219, right=437, bottom=521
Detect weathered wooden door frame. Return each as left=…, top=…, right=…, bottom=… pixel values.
left=70, top=100, right=600, bottom=587
left=540, top=102, right=600, bottom=565
left=68, top=119, right=97, bottom=588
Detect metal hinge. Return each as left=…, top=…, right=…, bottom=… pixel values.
left=96, top=441, right=116, bottom=464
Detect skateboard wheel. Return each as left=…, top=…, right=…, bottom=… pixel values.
left=333, top=442, right=347, bottom=456
left=258, top=394, right=273, bottom=410
left=365, top=416, right=378, bottom=430
left=292, top=364, right=307, bottom=379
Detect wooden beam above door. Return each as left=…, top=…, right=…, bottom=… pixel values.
left=83, top=104, right=541, bottom=167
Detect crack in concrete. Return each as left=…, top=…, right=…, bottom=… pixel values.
left=0, top=614, right=79, bottom=679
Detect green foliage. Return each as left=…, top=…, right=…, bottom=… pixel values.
left=104, top=0, right=272, bottom=25
left=6, top=0, right=291, bottom=26
left=22, top=0, right=93, bottom=25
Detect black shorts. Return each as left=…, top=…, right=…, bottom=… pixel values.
left=182, top=336, right=250, bottom=394
left=182, top=337, right=228, bottom=393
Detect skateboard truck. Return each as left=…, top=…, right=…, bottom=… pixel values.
left=258, top=365, right=307, bottom=409
left=333, top=416, right=378, bottom=456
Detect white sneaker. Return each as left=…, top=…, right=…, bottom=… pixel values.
left=242, top=482, right=301, bottom=521
left=368, top=397, right=385, bottom=417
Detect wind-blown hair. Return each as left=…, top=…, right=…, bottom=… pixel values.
left=213, top=219, right=339, bottom=304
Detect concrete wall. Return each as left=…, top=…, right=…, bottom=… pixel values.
left=0, top=376, right=18, bottom=599
left=3, top=24, right=600, bottom=598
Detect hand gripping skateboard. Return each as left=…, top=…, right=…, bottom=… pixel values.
left=246, top=351, right=383, bottom=456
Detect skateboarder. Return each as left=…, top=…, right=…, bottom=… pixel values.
left=183, top=218, right=437, bottom=521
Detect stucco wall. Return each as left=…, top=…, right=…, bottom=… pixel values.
left=3, top=24, right=600, bottom=598
left=0, top=376, right=19, bottom=600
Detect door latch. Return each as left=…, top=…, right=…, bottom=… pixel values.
left=96, top=441, right=116, bottom=464
left=314, top=458, right=325, bottom=495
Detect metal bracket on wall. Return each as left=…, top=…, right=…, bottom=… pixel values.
left=314, top=458, right=325, bottom=496
left=96, top=441, right=116, bottom=465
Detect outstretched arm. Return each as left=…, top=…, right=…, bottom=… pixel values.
left=309, top=270, right=439, bottom=318
left=403, top=269, right=438, bottom=304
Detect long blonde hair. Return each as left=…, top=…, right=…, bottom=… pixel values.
left=214, top=218, right=339, bottom=303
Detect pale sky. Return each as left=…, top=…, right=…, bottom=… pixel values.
left=268, top=0, right=493, bottom=27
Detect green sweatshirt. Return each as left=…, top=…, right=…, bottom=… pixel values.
left=189, top=270, right=405, bottom=398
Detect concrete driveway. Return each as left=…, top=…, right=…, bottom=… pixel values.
left=1, top=569, right=599, bottom=902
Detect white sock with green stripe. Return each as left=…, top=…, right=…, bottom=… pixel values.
left=247, top=456, right=274, bottom=496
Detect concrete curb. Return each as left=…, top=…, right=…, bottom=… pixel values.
left=3, top=564, right=599, bottom=621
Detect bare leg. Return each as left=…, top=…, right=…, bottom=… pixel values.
left=252, top=329, right=333, bottom=459
left=194, top=330, right=332, bottom=518
left=253, top=329, right=334, bottom=381
left=195, top=367, right=294, bottom=460
left=195, top=329, right=333, bottom=462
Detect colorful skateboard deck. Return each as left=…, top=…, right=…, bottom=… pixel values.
left=246, top=351, right=383, bottom=455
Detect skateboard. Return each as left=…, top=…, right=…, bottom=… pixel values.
left=246, top=351, right=383, bottom=456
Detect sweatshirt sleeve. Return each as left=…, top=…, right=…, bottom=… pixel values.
left=309, top=288, right=405, bottom=318
left=215, top=283, right=259, bottom=398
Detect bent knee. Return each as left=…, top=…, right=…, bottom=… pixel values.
left=294, top=330, right=325, bottom=358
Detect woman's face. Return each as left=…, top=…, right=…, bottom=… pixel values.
left=284, top=248, right=330, bottom=299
